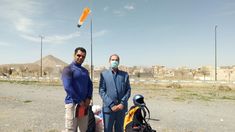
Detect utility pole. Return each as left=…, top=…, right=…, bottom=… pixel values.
left=90, top=18, right=93, bottom=81
left=39, top=35, right=44, bottom=77
left=215, top=25, right=218, bottom=81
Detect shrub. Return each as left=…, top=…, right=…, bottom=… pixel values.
left=218, top=85, right=232, bottom=91
left=166, top=83, right=182, bottom=89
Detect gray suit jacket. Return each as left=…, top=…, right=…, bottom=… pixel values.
left=99, top=69, right=131, bottom=113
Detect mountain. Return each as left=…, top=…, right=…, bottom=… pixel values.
left=0, top=55, right=68, bottom=76
left=0, top=55, right=68, bottom=69
left=33, top=55, right=68, bottom=68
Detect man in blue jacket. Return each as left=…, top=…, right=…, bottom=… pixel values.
left=62, top=47, right=93, bottom=132
left=99, top=54, right=131, bottom=132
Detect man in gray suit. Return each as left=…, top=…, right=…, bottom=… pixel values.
left=99, top=54, right=131, bottom=132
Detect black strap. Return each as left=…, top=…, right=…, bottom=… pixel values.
left=140, top=106, right=155, bottom=132
left=140, top=105, right=150, bottom=122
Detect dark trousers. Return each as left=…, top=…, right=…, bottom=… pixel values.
left=103, top=109, right=126, bottom=132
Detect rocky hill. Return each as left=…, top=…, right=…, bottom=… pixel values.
left=33, top=55, right=68, bottom=68
left=0, top=55, right=68, bottom=77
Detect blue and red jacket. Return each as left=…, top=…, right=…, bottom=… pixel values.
left=62, top=61, right=93, bottom=104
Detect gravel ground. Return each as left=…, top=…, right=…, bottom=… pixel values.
left=0, top=82, right=235, bottom=132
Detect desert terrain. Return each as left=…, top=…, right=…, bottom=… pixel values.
left=0, top=81, right=235, bottom=132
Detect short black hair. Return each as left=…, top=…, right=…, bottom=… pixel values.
left=109, top=54, right=120, bottom=61
left=74, top=47, right=86, bottom=55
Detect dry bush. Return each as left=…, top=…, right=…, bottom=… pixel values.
left=218, top=85, right=232, bottom=91
left=166, top=82, right=182, bottom=89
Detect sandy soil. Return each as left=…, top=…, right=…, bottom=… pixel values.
left=0, top=82, right=235, bottom=132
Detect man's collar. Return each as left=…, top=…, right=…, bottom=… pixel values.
left=110, top=68, right=119, bottom=74
left=72, top=61, right=81, bottom=67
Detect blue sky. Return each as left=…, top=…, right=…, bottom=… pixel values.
left=0, top=0, right=235, bottom=68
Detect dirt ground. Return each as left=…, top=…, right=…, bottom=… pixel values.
left=0, top=82, right=235, bottom=132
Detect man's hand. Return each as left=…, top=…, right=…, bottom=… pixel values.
left=111, top=105, right=119, bottom=112
left=84, top=99, right=91, bottom=108
left=111, top=104, right=124, bottom=112
left=79, top=101, right=85, bottom=106
left=117, top=103, right=124, bottom=110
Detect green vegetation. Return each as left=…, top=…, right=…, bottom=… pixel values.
left=23, top=100, right=32, bottom=103
left=173, top=96, right=186, bottom=101
left=23, top=129, right=32, bottom=132
left=47, top=129, right=60, bottom=132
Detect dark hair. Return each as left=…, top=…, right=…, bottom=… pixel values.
left=109, top=54, right=120, bottom=61
left=74, top=47, right=86, bottom=55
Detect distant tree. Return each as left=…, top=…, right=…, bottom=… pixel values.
left=190, top=69, right=198, bottom=80
left=43, top=67, right=54, bottom=77
left=177, top=67, right=189, bottom=80
left=43, top=71, right=47, bottom=76
left=8, top=68, right=13, bottom=75
left=198, top=66, right=210, bottom=81
left=137, top=72, right=141, bottom=78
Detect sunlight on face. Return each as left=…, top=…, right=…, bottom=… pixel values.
left=74, top=50, right=86, bottom=64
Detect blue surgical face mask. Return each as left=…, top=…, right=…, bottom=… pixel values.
left=110, top=61, right=119, bottom=68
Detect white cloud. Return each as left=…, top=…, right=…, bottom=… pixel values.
left=15, top=17, right=34, bottom=33
left=124, top=5, right=135, bottom=11
left=104, top=6, right=109, bottom=11
left=20, top=32, right=80, bottom=44
left=94, top=30, right=108, bottom=38
left=112, top=4, right=135, bottom=16
left=21, top=30, right=107, bottom=44
left=0, top=0, right=42, bottom=33
left=20, top=34, right=40, bottom=42
left=113, top=10, right=125, bottom=16
left=46, top=32, right=80, bottom=43
left=0, top=0, right=40, bottom=18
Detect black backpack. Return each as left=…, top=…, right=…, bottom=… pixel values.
left=124, top=105, right=156, bottom=132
